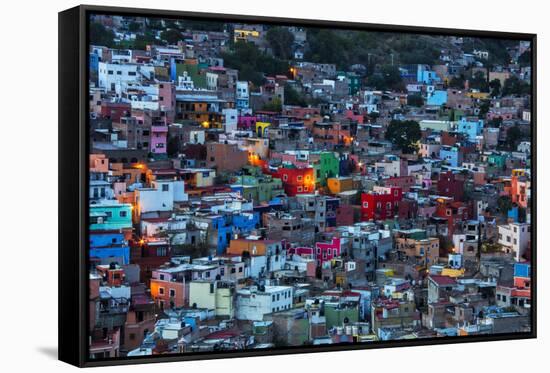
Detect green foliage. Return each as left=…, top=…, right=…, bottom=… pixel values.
left=160, top=29, right=183, bottom=45
left=407, top=94, right=424, bottom=107
left=89, top=22, right=116, bottom=48
left=518, top=50, right=531, bottom=67
left=222, top=41, right=289, bottom=86
left=386, top=120, right=421, bottom=154
left=497, top=195, right=512, bottom=216
left=487, top=117, right=503, bottom=128
left=469, top=71, right=489, bottom=92
left=266, top=27, right=295, bottom=60
left=489, top=79, right=501, bottom=97
left=305, top=29, right=442, bottom=70
left=502, top=76, right=530, bottom=96
left=367, top=65, right=404, bottom=91
left=478, top=99, right=491, bottom=118
left=262, top=98, right=282, bottom=112
left=133, top=32, right=159, bottom=50
left=506, top=125, right=523, bottom=149
left=284, top=84, right=307, bottom=106
left=449, top=75, right=465, bottom=89
left=128, top=21, right=141, bottom=32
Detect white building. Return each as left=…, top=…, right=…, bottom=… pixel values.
left=223, top=108, right=238, bottom=133
left=236, top=285, right=293, bottom=321
left=135, top=179, right=188, bottom=216
left=498, top=223, right=530, bottom=261
left=98, top=62, right=138, bottom=92
left=236, top=81, right=249, bottom=109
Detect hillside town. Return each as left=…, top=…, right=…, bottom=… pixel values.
left=87, top=14, right=532, bottom=359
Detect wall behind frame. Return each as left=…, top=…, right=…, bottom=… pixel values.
left=0, top=0, right=547, bottom=372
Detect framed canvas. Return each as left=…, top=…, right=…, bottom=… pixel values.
left=59, top=5, right=536, bottom=367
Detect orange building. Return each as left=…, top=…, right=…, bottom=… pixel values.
left=227, top=238, right=281, bottom=256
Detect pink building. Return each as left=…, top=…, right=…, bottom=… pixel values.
left=238, top=115, right=257, bottom=130
left=150, top=122, right=168, bottom=155
left=158, top=81, right=175, bottom=124
left=288, top=238, right=342, bottom=265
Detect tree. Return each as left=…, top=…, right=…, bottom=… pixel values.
left=221, top=41, right=289, bottom=85
left=502, top=76, right=530, bottom=96
left=128, top=21, right=141, bottom=32
left=487, top=117, right=503, bottom=128
left=469, top=71, right=489, bottom=92
left=284, top=84, right=306, bottom=106
left=367, top=65, right=403, bottom=91
left=262, top=98, right=282, bottom=112
left=489, top=79, right=501, bottom=97
left=89, top=22, right=116, bottom=47
left=407, top=94, right=424, bottom=107
left=478, top=99, right=491, bottom=119
left=506, top=125, right=522, bottom=149
left=497, top=195, right=512, bottom=216
left=160, top=29, right=183, bottom=45
left=386, top=120, right=421, bottom=153
left=448, top=75, right=465, bottom=89
left=518, top=50, right=531, bottom=67
left=266, top=27, right=295, bottom=60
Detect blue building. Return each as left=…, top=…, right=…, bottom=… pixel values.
left=439, top=146, right=461, bottom=167
left=208, top=212, right=261, bottom=254
left=417, top=65, right=441, bottom=84
left=90, top=52, right=99, bottom=74
left=457, top=118, right=484, bottom=141
left=89, top=231, right=130, bottom=265
left=514, top=262, right=531, bottom=278
left=427, top=90, right=448, bottom=106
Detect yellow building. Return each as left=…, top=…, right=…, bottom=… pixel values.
left=255, top=121, right=271, bottom=137
left=327, top=177, right=354, bottom=194
left=441, top=268, right=465, bottom=278
left=188, top=280, right=235, bottom=318
left=466, top=92, right=490, bottom=99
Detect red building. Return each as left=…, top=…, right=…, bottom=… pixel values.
left=100, top=101, right=132, bottom=122
left=435, top=199, right=469, bottom=236
left=270, top=166, right=315, bottom=196
left=287, top=238, right=342, bottom=265
left=361, top=187, right=402, bottom=221
left=437, top=171, right=465, bottom=201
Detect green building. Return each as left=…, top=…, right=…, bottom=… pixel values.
left=90, top=202, right=133, bottom=231
left=487, top=153, right=509, bottom=168
left=231, top=167, right=284, bottom=204
left=314, top=151, right=340, bottom=187
left=324, top=302, right=359, bottom=330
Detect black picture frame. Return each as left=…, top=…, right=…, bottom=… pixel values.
left=59, top=4, right=537, bottom=367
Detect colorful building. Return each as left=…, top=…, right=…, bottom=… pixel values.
left=360, top=187, right=403, bottom=221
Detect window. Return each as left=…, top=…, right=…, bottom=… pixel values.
left=162, top=184, right=169, bottom=192
left=120, top=210, right=127, bottom=217
left=159, top=287, right=165, bottom=295
left=159, top=274, right=165, bottom=281
left=128, top=71, right=136, bottom=76
left=169, top=289, right=176, bottom=297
